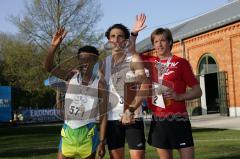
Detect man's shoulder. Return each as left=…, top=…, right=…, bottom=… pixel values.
left=172, top=55, right=189, bottom=64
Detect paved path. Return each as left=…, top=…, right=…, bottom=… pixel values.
left=190, top=114, right=240, bottom=130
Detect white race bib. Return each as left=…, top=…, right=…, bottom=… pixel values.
left=69, top=95, right=87, bottom=118
left=152, top=94, right=165, bottom=108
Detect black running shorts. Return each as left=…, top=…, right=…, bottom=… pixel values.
left=106, top=119, right=146, bottom=150
left=148, top=115, right=194, bottom=149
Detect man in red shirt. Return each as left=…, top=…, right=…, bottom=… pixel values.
left=145, top=28, right=202, bottom=159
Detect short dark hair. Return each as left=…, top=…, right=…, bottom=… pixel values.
left=77, top=45, right=99, bottom=56
left=150, top=28, right=173, bottom=50
left=105, top=24, right=130, bottom=40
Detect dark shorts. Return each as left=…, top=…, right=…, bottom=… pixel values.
left=148, top=115, right=194, bottom=149
left=106, top=119, right=146, bottom=150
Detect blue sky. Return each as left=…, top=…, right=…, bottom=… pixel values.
left=0, top=0, right=230, bottom=42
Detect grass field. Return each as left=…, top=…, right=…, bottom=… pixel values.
left=0, top=124, right=240, bottom=159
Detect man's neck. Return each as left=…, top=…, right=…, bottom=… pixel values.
left=112, top=53, right=126, bottom=65
left=81, top=72, right=93, bottom=85
left=159, top=52, right=172, bottom=60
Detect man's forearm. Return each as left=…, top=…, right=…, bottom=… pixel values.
left=129, top=76, right=150, bottom=110
left=99, top=114, right=107, bottom=141
left=45, top=45, right=58, bottom=72
left=129, top=35, right=137, bottom=54
left=178, top=85, right=202, bottom=101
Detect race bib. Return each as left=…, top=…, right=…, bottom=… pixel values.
left=68, top=95, right=88, bottom=119
left=69, top=102, right=85, bottom=118
left=152, top=94, right=165, bottom=108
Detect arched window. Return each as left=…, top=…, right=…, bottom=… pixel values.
left=198, top=54, right=218, bottom=74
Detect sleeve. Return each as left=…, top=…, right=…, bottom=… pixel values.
left=140, top=55, right=159, bottom=82
left=181, top=59, right=199, bottom=87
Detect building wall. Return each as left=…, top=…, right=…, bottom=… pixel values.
left=141, top=21, right=240, bottom=116
left=173, top=22, right=240, bottom=116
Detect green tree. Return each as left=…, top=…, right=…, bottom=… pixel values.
left=10, top=0, right=103, bottom=60
left=7, top=0, right=104, bottom=109
left=1, top=36, right=42, bottom=91
left=0, top=33, right=56, bottom=109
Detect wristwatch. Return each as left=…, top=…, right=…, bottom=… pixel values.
left=128, top=106, right=135, bottom=114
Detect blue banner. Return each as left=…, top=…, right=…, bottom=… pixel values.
left=21, top=109, right=62, bottom=123
left=0, top=86, right=12, bottom=122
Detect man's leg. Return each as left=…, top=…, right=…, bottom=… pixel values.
left=106, top=121, right=125, bottom=159
left=57, top=152, right=64, bottom=159
left=85, top=152, right=96, bottom=159
left=109, top=148, right=124, bottom=159
left=57, top=152, right=74, bottom=159
left=129, top=149, right=145, bottom=159
left=58, top=125, right=75, bottom=159
left=173, top=119, right=194, bottom=159
left=58, top=137, right=64, bottom=159
left=178, top=146, right=194, bottom=159
left=156, top=148, right=173, bottom=159
left=126, top=119, right=146, bottom=159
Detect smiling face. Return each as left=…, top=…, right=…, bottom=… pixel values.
left=151, top=28, right=173, bottom=59
left=152, top=34, right=171, bottom=57
left=78, top=52, right=98, bottom=74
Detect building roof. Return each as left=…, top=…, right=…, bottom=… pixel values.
left=137, top=0, right=240, bottom=53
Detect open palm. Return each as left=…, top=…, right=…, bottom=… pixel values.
left=132, top=13, right=147, bottom=33
left=51, top=27, right=68, bottom=47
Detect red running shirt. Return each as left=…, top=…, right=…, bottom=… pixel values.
left=140, top=54, right=199, bottom=118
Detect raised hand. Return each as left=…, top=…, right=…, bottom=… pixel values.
left=51, top=27, right=68, bottom=47
left=129, top=13, right=147, bottom=54
left=132, top=13, right=147, bottom=34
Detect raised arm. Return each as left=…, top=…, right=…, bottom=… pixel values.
left=130, top=54, right=149, bottom=108
left=45, top=27, right=67, bottom=72
left=44, top=27, right=80, bottom=81
left=129, top=13, right=147, bottom=54
left=121, top=54, right=150, bottom=124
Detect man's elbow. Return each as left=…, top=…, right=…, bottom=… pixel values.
left=196, top=87, right=202, bottom=98
left=44, top=63, right=53, bottom=72
left=192, top=85, right=202, bottom=98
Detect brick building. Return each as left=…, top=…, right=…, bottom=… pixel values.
left=137, top=0, right=240, bottom=117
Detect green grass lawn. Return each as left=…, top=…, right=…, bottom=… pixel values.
left=0, top=124, right=240, bottom=159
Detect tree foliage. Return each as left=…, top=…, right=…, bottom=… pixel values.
left=0, top=33, right=55, bottom=108
left=10, top=0, right=103, bottom=52
left=0, top=35, right=43, bottom=90
left=2, top=0, right=104, bottom=109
